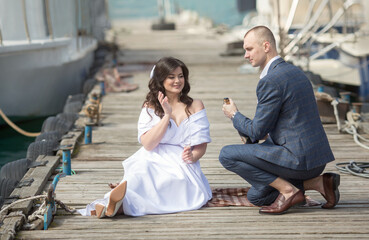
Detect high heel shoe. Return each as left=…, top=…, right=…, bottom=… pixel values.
left=106, top=181, right=127, bottom=217
left=95, top=203, right=106, bottom=218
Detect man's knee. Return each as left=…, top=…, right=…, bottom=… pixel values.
left=219, top=145, right=236, bottom=169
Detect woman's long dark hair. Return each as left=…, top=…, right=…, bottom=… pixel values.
left=143, top=57, right=193, bottom=119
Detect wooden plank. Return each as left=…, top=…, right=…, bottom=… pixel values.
left=13, top=18, right=369, bottom=240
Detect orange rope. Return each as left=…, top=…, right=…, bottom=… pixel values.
left=0, top=108, right=40, bottom=137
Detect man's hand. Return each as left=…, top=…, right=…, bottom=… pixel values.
left=222, top=98, right=238, bottom=119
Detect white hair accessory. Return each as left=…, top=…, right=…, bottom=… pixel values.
left=150, top=65, right=156, bottom=79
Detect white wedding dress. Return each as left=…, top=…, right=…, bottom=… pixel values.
left=78, top=107, right=212, bottom=216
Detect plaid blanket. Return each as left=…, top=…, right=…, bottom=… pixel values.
left=205, top=187, right=255, bottom=207
left=205, top=187, right=321, bottom=207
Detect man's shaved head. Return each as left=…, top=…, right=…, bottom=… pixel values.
left=244, top=26, right=276, bottom=50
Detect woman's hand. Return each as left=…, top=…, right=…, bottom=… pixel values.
left=182, top=146, right=193, bottom=164
left=158, top=91, right=172, bottom=116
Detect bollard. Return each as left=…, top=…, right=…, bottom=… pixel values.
left=84, top=122, right=94, bottom=144
left=60, top=144, right=73, bottom=175
left=44, top=173, right=66, bottom=230
left=100, top=81, right=105, bottom=96
left=91, top=93, right=98, bottom=101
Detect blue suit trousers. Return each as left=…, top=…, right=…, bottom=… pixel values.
left=219, top=140, right=325, bottom=206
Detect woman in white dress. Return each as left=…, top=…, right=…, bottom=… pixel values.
left=78, top=57, right=212, bottom=217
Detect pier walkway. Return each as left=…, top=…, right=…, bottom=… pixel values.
left=17, top=19, right=369, bottom=239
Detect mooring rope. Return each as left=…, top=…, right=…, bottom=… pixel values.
left=330, top=99, right=369, bottom=178
left=0, top=194, right=76, bottom=231
left=0, top=195, right=47, bottom=216
left=0, top=108, right=40, bottom=137
left=331, top=102, right=369, bottom=151
left=335, top=161, right=369, bottom=178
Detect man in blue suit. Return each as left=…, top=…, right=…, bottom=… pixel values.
left=219, top=26, right=340, bottom=214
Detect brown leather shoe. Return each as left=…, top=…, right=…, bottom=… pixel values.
left=259, top=190, right=305, bottom=214
left=321, top=173, right=340, bottom=209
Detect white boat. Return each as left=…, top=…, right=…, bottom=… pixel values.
left=278, top=0, right=369, bottom=101
left=0, top=0, right=109, bottom=121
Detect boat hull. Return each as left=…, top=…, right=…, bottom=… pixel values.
left=0, top=39, right=97, bottom=120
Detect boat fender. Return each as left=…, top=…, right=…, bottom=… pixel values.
left=41, top=116, right=72, bottom=134
left=0, top=158, right=31, bottom=182
left=26, top=140, right=59, bottom=161
left=63, top=101, right=83, bottom=114
left=65, top=93, right=85, bottom=105
left=83, top=78, right=97, bottom=96
left=36, top=130, right=63, bottom=142
left=56, top=113, right=78, bottom=125
left=0, top=178, right=19, bottom=200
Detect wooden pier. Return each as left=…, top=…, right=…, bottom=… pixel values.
left=13, top=19, right=369, bottom=239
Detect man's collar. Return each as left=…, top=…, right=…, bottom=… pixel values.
left=259, top=56, right=281, bottom=79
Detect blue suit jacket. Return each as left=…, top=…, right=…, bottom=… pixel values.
left=233, top=58, right=335, bottom=170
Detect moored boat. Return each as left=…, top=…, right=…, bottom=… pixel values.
left=0, top=0, right=110, bottom=123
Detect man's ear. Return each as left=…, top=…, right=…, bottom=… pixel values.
left=263, top=41, right=270, bottom=53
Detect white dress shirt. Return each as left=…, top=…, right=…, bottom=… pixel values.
left=260, top=56, right=281, bottom=79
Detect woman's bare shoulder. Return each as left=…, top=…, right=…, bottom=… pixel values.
left=190, top=99, right=205, bottom=113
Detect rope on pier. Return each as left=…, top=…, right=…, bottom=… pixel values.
left=335, top=161, right=369, bottom=178
left=331, top=100, right=369, bottom=178
left=331, top=101, right=369, bottom=151
left=0, top=194, right=76, bottom=230
left=0, top=108, right=40, bottom=137
left=0, top=195, right=47, bottom=216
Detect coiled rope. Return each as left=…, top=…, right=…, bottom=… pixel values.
left=0, top=108, right=40, bottom=137
left=331, top=99, right=369, bottom=178
left=335, top=161, right=369, bottom=178
left=331, top=100, right=369, bottom=150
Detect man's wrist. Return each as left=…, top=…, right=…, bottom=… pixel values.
left=231, top=111, right=238, bottom=120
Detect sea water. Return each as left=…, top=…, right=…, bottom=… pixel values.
left=108, top=0, right=254, bottom=27
left=0, top=118, right=45, bottom=170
